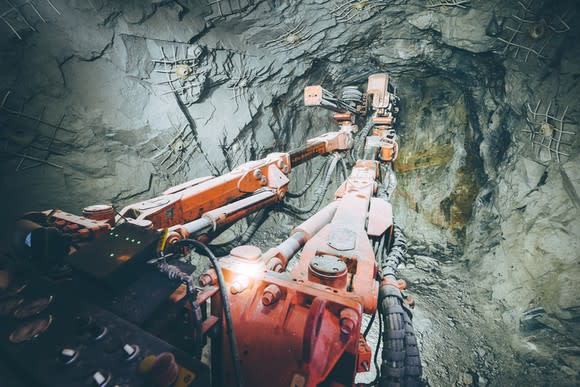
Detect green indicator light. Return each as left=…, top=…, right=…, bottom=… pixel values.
left=131, top=239, right=135, bottom=243
left=125, top=237, right=130, bottom=241
left=110, top=253, right=115, bottom=257
left=115, top=234, right=119, bottom=237
left=137, top=241, right=141, bottom=245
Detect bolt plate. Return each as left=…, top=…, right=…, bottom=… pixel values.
left=309, top=255, right=347, bottom=277
left=230, top=245, right=262, bottom=261
left=328, top=228, right=356, bottom=251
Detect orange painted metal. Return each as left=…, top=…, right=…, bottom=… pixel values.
left=294, top=161, right=380, bottom=314
left=118, top=153, right=292, bottom=230
left=367, top=198, right=394, bottom=237
left=32, top=209, right=112, bottom=240
left=117, top=127, right=358, bottom=235
left=333, top=112, right=354, bottom=123
left=12, top=72, right=402, bottom=387
left=82, top=204, right=116, bottom=226
left=290, top=141, right=329, bottom=167
left=367, top=73, right=390, bottom=110
left=260, top=202, right=340, bottom=271
left=305, top=128, right=354, bottom=154
left=304, top=85, right=324, bottom=106
left=379, top=138, right=398, bottom=162
left=290, top=128, right=353, bottom=167
left=372, top=115, right=394, bottom=126
left=357, top=335, right=372, bottom=373
left=171, top=190, right=280, bottom=239
left=213, top=261, right=363, bottom=387
left=210, top=161, right=388, bottom=387
left=14, top=119, right=359, bottom=272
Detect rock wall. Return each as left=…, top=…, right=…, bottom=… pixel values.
left=0, top=0, right=578, bottom=384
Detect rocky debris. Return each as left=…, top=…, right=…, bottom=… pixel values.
left=520, top=306, right=547, bottom=331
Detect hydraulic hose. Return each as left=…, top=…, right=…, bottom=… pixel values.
left=238, top=209, right=269, bottom=245
left=363, top=310, right=376, bottom=339
left=282, top=154, right=340, bottom=217
left=209, top=209, right=270, bottom=256
left=152, top=260, right=203, bottom=358
left=376, top=230, right=387, bottom=266
left=172, top=239, right=244, bottom=387
left=338, top=155, right=349, bottom=182
left=382, top=224, right=407, bottom=276
left=377, top=225, right=422, bottom=387
left=286, top=157, right=330, bottom=198
left=353, top=119, right=375, bottom=160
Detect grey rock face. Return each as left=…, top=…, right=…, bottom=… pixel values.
left=0, top=0, right=578, bottom=385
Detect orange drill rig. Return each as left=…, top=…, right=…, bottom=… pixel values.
left=1, top=73, right=421, bottom=387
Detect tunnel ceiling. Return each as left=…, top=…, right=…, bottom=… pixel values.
left=0, top=0, right=579, bottom=385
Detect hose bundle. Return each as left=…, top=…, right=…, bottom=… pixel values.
left=382, top=224, right=407, bottom=277
left=153, top=260, right=204, bottom=359
left=286, top=156, right=330, bottom=198
left=377, top=225, right=423, bottom=387
left=172, top=239, right=244, bottom=387
left=280, top=153, right=342, bottom=220
left=352, top=119, right=375, bottom=161
left=209, top=209, right=270, bottom=256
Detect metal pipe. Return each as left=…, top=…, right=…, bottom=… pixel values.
left=274, top=201, right=339, bottom=269
left=178, top=191, right=277, bottom=237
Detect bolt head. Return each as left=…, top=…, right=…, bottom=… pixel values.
left=262, top=292, right=274, bottom=305
left=340, top=318, right=355, bottom=335
left=262, top=284, right=282, bottom=306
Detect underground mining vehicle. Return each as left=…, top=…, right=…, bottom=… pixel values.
left=0, top=73, right=422, bottom=387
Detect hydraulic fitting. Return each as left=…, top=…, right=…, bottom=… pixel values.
left=339, top=308, right=359, bottom=336
left=199, top=269, right=217, bottom=287
left=262, top=284, right=282, bottom=306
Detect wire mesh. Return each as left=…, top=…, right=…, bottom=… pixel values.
left=0, top=0, right=60, bottom=40
left=523, top=99, right=576, bottom=162
left=206, top=0, right=254, bottom=21
left=497, top=0, right=570, bottom=63
left=0, top=90, right=72, bottom=171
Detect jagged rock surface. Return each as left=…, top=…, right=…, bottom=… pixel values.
left=0, top=0, right=578, bottom=385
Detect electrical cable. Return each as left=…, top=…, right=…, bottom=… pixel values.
left=209, top=209, right=270, bottom=256
left=338, top=155, right=349, bottom=181
left=286, top=157, right=330, bottom=198
left=172, top=239, right=244, bottom=387
left=150, top=258, right=203, bottom=358
left=377, top=224, right=423, bottom=387
left=363, top=311, right=376, bottom=339
left=281, top=154, right=340, bottom=217
left=353, top=119, right=375, bottom=160
left=373, top=308, right=383, bottom=385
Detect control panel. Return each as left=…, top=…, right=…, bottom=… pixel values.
left=66, top=222, right=160, bottom=280
left=0, top=272, right=210, bottom=387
